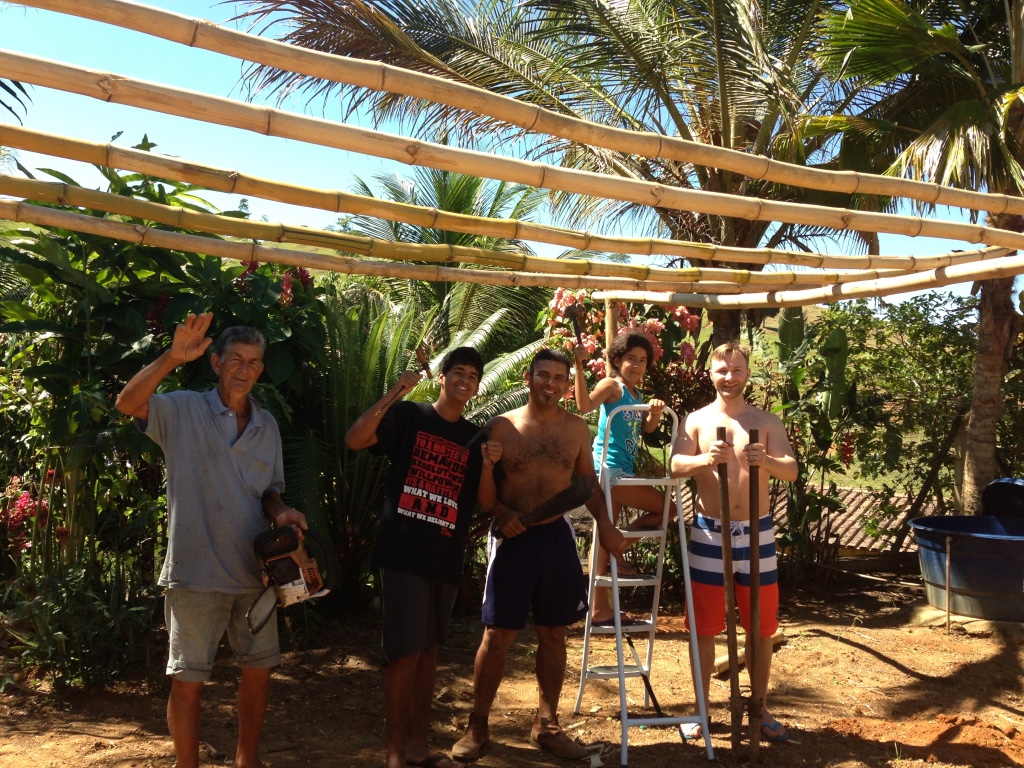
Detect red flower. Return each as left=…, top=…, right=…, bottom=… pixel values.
left=280, top=271, right=294, bottom=307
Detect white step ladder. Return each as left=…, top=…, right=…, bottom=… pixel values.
left=573, top=404, right=714, bottom=766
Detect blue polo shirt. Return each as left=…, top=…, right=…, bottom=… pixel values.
left=139, top=388, right=284, bottom=593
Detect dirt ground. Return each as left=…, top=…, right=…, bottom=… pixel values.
left=2, top=568, right=1023, bottom=768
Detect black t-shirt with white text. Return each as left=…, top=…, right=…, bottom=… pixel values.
left=370, top=401, right=484, bottom=583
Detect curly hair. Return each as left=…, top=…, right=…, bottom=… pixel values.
left=608, top=331, right=654, bottom=375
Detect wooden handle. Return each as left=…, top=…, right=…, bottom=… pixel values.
left=716, top=426, right=743, bottom=750
left=748, top=428, right=761, bottom=762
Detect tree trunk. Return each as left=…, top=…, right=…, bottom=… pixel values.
left=709, top=308, right=742, bottom=346
left=959, top=274, right=1020, bottom=514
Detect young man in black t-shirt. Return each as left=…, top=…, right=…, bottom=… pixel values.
left=345, top=347, right=500, bottom=768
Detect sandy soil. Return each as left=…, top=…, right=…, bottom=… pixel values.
left=2, top=569, right=1023, bottom=768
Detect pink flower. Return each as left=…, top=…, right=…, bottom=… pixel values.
left=587, top=358, right=606, bottom=379
left=280, top=271, right=294, bottom=307
left=295, top=266, right=312, bottom=290
left=679, top=342, right=696, bottom=365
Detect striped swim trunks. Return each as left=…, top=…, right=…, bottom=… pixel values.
left=686, top=512, right=779, bottom=638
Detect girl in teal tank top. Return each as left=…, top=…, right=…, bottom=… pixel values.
left=574, top=331, right=674, bottom=624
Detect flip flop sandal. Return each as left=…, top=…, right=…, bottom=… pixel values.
left=680, top=722, right=703, bottom=741
left=761, top=719, right=790, bottom=743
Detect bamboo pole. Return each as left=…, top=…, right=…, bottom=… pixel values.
left=2, top=124, right=1009, bottom=273
left=7, top=175, right=984, bottom=289
left=2, top=51, right=1023, bottom=254
left=594, top=253, right=1024, bottom=306
left=0, top=197, right=751, bottom=292
left=2, top=197, right=1021, bottom=302
left=12, top=0, right=1024, bottom=220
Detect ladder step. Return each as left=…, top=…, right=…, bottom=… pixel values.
left=585, top=664, right=646, bottom=677
left=587, top=619, right=653, bottom=634
left=609, top=477, right=674, bottom=486
left=622, top=714, right=703, bottom=729
left=594, top=574, right=660, bottom=586
left=621, top=528, right=666, bottom=539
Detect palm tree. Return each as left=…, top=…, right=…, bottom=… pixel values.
left=345, top=163, right=550, bottom=354
left=815, top=0, right=1024, bottom=513
left=0, top=77, right=28, bottom=123
left=235, top=0, right=861, bottom=344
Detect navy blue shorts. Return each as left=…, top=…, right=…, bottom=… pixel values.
left=482, top=516, right=588, bottom=630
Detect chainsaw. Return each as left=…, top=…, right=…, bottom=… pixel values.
left=246, top=526, right=333, bottom=634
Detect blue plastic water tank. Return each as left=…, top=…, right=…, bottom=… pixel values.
left=908, top=516, right=1024, bottom=622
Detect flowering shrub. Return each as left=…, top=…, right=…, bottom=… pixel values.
left=0, top=485, right=48, bottom=554
left=541, top=288, right=714, bottom=416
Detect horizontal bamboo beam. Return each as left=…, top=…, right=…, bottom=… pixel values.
left=4, top=197, right=1018, bottom=305
left=3, top=174, right=950, bottom=288
left=12, top=0, right=1024, bottom=219
left=595, top=252, right=1024, bottom=307
left=0, top=197, right=787, bottom=293
left=2, top=51, right=1023, bottom=255
left=3, top=171, right=1002, bottom=286
left=3, top=124, right=1006, bottom=273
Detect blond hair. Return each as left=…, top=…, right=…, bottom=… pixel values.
left=709, top=342, right=750, bottom=365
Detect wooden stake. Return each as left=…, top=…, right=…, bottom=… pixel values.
left=717, top=426, right=743, bottom=751
left=748, top=428, right=761, bottom=762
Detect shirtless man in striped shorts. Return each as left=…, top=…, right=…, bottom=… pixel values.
left=670, top=342, right=797, bottom=743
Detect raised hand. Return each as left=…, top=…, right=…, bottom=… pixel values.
left=170, top=312, right=214, bottom=363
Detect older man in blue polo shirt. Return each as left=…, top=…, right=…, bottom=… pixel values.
left=117, top=312, right=306, bottom=768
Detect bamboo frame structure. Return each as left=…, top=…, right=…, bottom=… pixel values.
left=10, top=0, right=1024, bottom=220
left=2, top=49, right=1024, bottom=257
left=12, top=174, right=1008, bottom=289
left=0, top=0, right=1020, bottom=302
left=1, top=195, right=1021, bottom=307
left=1, top=124, right=1008, bottom=273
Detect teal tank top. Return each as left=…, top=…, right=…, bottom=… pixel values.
left=593, top=383, right=644, bottom=472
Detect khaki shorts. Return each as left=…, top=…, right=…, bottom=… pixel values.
left=165, top=588, right=280, bottom=683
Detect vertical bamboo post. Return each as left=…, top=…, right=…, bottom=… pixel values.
left=717, top=426, right=743, bottom=751
left=748, top=427, right=761, bottom=762
left=604, top=299, right=618, bottom=372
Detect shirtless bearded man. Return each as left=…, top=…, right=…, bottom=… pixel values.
left=452, top=349, right=627, bottom=761
left=670, top=343, right=797, bottom=743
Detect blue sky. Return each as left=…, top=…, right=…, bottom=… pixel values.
left=0, top=0, right=397, bottom=229
left=0, top=0, right=985, bottom=293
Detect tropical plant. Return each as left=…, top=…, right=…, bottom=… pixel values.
left=235, top=0, right=865, bottom=344
left=0, top=152, right=327, bottom=685
left=345, top=164, right=550, bottom=355
left=0, top=76, right=29, bottom=124
left=814, top=0, right=1024, bottom=512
